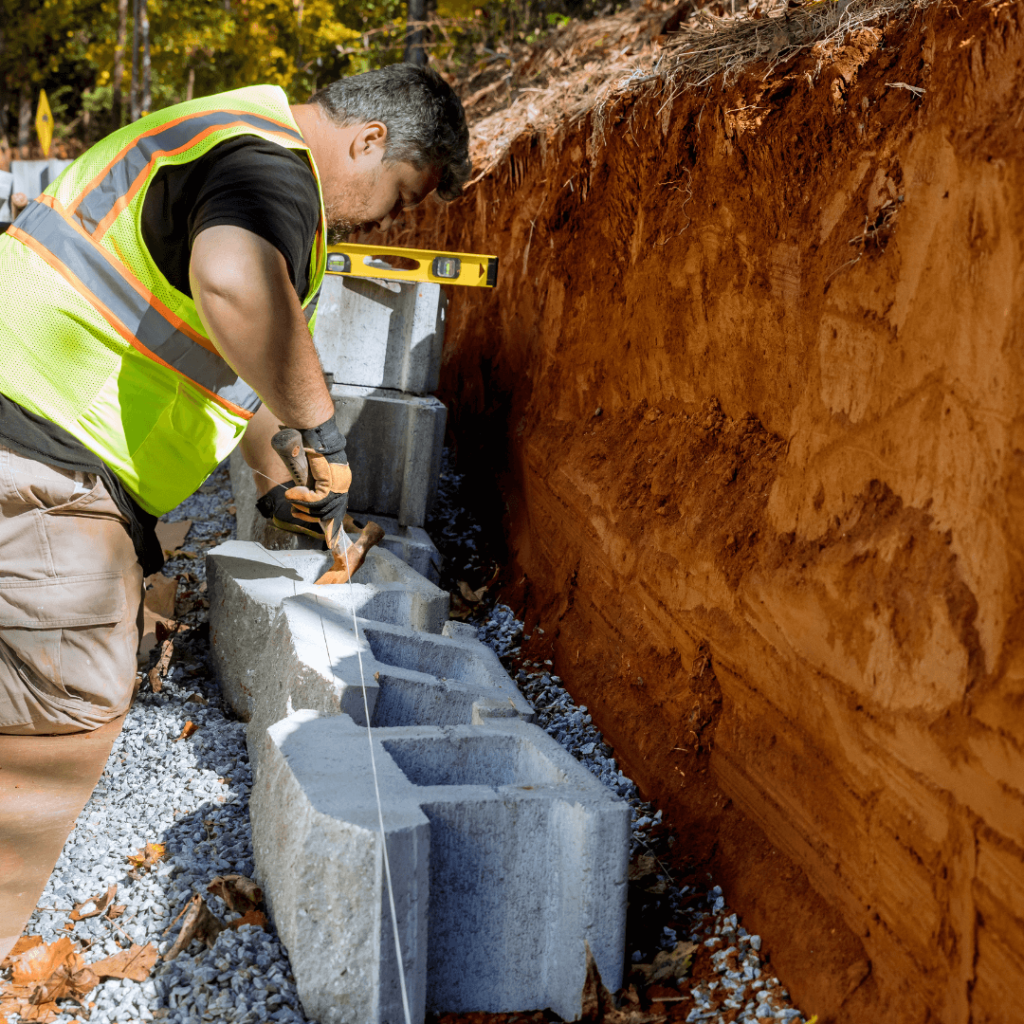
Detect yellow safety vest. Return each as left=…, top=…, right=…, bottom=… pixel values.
left=0, top=85, right=326, bottom=515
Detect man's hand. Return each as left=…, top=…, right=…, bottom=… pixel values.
left=283, top=417, right=351, bottom=548
left=189, top=225, right=334, bottom=430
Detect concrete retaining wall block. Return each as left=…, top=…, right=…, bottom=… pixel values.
left=0, top=170, right=13, bottom=221
left=330, top=383, right=446, bottom=527
left=209, top=539, right=627, bottom=1021
left=208, top=542, right=529, bottom=750
left=313, top=275, right=447, bottom=394
left=10, top=158, right=73, bottom=200
left=251, top=710, right=628, bottom=1023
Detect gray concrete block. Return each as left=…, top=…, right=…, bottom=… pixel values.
left=207, top=541, right=529, bottom=749
left=228, top=448, right=442, bottom=582
left=251, top=710, right=429, bottom=1024
left=251, top=711, right=628, bottom=1023
left=330, top=383, right=446, bottom=528
left=10, top=158, right=72, bottom=200
left=0, top=170, right=13, bottom=222
left=313, top=275, right=447, bottom=394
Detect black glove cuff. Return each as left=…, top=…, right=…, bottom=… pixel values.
left=256, top=484, right=288, bottom=520
left=308, top=490, right=348, bottom=525
left=300, top=416, right=347, bottom=462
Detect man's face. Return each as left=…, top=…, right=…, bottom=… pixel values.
left=322, top=132, right=439, bottom=242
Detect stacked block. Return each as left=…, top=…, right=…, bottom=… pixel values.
left=208, top=540, right=628, bottom=1022
left=312, top=274, right=449, bottom=528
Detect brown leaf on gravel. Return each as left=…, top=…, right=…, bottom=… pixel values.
left=175, top=720, right=199, bottom=742
left=9, top=938, right=77, bottom=986
left=0, top=937, right=99, bottom=1022
left=126, top=842, right=165, bottom=876
left=105, top=902, right=126, bottom=921
left=227, top=909, right=268, bottom=931
left=580, top=942, right=668, bottom=1024
left=69, top=884, right=118, bottom=922
left=207, top=875, right=263, bottom=914
left=457, top=580, right=489, bottom=603
left=164, top=895, right=224, bottom=961
left=1, top=935, right=42, bottom=969
left=448, top=592, right=474, bottom=620
left=636, top=941, right=698, bottom=986
left=90, top=943, right=158, bottom=982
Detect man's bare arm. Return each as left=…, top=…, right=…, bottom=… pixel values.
left=189, top=224, right=334, bottom=429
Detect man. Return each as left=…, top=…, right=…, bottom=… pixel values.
left=0, top=63, right=470, bottom=735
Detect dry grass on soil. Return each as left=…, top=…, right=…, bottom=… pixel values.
left=452, top=0, right=943, bottom=179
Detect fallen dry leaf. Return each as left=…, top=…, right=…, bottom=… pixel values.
left=580, top=942, right=667, bottom=1024
left=0, top=937, right=99, bottom=1022
left=1, top=936, right=42, bottom=970
left=154, top=519, right=192, bottom=557
left=9, top=938, right=77, bottom=986
left=448, top=592, right=474, bottom=621
left=227, top=909, right=268, bottom=930
left=164, top=896, right=224, bottom=961
left=175, top=720, right=199, bottom=742
left=207, top=875, right=263, bottom=914
left=139, top=573, right=179, bottom=663
left=126, top=842, right=165, bottom=876
left=105, top=902, right=126, bottom=921
left=632, top=940, right=698, bottom=986
left=90, top=943, right=158, bottom=982
left=457, top=579, right=489, bottom=603
left=69, top=884, right=118, bottom=922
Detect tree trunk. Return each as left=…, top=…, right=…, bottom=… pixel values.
left=140, top=0, right=150, bottom=116
left=404, top=0, right=428, bottom=66
left=113, top=0, right=128, bottom=127
left=130, top=0, right=140, bottom=121
left=17, top=84, right=32, bottom=157
left=186, top=65, right=195, bottom=102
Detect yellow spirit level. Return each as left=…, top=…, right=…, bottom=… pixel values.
left=324, top=242, right=498, bottom=288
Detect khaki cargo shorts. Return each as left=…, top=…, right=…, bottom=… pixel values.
left=0, top=445, right=143, bottom=735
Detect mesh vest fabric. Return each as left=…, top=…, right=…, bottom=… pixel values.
left=0, top=85, right=326, bottom=516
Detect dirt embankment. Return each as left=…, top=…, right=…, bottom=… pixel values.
left=401, top=2, right=1024, bottom=1021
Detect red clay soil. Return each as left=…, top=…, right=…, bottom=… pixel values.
left=395, top=2, right=1024, bottom=1022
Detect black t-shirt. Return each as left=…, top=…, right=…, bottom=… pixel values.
left=0, top=133, right=321, bottom=571
left=141, top=135, right=320, bottom=299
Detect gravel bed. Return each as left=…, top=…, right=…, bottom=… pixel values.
left=13, top=453, right=809, bottom=1024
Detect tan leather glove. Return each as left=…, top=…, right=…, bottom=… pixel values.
left=283, top=418, right=351, bottom=547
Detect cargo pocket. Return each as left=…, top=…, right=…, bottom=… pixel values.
left=0, top=572, right=133, bottom=718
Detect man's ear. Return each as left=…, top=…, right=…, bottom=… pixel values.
left=352, top=121, right=388, bottom=161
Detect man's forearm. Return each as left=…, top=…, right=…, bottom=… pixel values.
left=189, top=225, right=335, bottom=429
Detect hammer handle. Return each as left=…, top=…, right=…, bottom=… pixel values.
left=270, top=428, right=312, bottom=488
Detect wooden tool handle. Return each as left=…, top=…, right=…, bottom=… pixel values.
left=315, top=521, right=386, bottom=585
left=270, top=428, right=311, bottom=487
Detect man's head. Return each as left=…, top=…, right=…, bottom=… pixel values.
left=303, top=64, right=470, bottom=238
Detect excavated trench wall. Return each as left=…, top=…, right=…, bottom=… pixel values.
left=407, top=3, right=1024, bottom=1022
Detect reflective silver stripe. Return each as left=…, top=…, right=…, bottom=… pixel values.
left=73, top=111, right=305, bottom=234
left=19, top=200, right=259, bottom=413
left=304, top=287, right=321, bottom=324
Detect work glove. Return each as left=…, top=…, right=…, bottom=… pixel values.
left=283, top=417, right=352, bottom=548
left=255, top=484, right=324, bottom=540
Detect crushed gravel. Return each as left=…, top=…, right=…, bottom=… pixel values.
left=13, top=452, right=809, bottom=1024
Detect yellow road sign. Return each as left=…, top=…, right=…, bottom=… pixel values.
left=325, top=242, right=498, bottom=288
left=35, top=90, right=53, bottom=158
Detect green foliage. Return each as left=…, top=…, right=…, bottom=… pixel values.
left=0, top=0, right=627, bottom=148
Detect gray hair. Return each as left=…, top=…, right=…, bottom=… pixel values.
left=309, top=64, right=471, bottom=201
